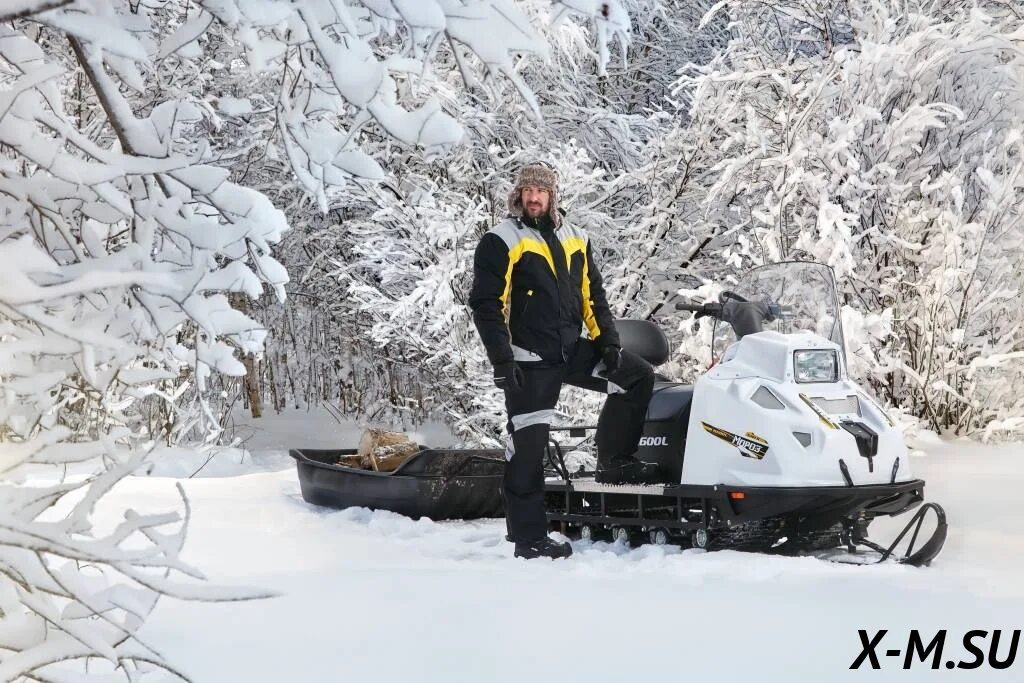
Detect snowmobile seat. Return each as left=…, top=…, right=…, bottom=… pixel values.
left=615, top=319, right=670, bottom=367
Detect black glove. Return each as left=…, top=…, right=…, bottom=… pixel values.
left=601, top=345, right=621, bottom=375
left=493, top=361, right=524, bottom=391
left=695, top=302, right=722, bottom=319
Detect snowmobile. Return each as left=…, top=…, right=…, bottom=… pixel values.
left=543, top=261, right=948, bottom=566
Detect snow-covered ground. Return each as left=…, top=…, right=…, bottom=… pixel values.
left=106, top=410, right=1021, bottom=682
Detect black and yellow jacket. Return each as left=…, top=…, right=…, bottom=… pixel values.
left=469, top=214, right=620, bottom=366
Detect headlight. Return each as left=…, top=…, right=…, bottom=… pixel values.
left=793, top=349, right=838, bottom=383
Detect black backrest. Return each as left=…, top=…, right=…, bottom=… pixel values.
left=615, top=318, right=670, bottom=367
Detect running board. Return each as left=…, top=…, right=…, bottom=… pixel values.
left=561, top=478, right=667, bottom=496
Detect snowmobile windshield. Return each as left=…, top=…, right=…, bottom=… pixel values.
left=712, top=261, right=846, bottom=362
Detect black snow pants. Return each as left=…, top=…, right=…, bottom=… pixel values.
left=502, top=338, right=654, bottom=543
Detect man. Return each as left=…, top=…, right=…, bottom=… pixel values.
left=469, top=163, right=659, bottom=560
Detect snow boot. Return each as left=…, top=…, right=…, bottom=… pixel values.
left=514, top=537, right=573, bottom=560
left=595, top=455, right=662, bottom=485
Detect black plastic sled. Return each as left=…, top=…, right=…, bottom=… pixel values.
left=288, top=447, right=505, bottom=520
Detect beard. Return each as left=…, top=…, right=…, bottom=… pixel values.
left=524, top=203, right=546, bottom=217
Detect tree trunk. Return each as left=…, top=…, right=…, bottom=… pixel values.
left=229, top=293, right=263, bottom=418
left=242, top=351, right=263, bottom=419
left=267, top=354, right=281, bottom=412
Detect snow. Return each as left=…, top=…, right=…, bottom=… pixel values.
left=215, top=96, right=253, bottom=117
left=38, top=12, right=149, bottom=62
left=91, top=411, right=1024, bottom=682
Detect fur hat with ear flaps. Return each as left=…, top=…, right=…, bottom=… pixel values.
left=507, top=163, right=561, bottom=228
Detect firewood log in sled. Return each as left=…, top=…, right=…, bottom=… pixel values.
left=334, top=429, right=420, bottom=471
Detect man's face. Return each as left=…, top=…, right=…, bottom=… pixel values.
left=521, top=186, right=550, bottom=218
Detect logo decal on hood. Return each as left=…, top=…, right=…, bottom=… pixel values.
left=702, top=422, right=769, bottom=460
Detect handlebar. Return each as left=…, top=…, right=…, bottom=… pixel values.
left=677, top=300, right=787, bottom=317
left=719, top=290, right=748, bottom=304
left=675, top=298, right=784, bottom=338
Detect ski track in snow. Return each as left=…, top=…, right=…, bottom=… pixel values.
left=97, top=411, right=1022, bottom=682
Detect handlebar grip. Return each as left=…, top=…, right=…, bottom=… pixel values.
left=675, top=302, right=704, bottom=312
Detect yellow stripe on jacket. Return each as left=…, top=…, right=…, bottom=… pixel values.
left=499, top=238, right=556, bottom=315
left=559, top=235, right=600, bottom=339
left=579, top=249, right=601, bottom=340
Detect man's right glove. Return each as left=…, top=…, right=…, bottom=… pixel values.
left=493, top=361, right=525, bottom=391
left=695, top=302, right=722, bottom=319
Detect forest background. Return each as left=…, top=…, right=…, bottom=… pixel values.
left=1, top=0, right=1022, bottom=679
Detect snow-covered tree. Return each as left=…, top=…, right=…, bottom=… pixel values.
left=0, top=1, right=318, bottom=678
left=659, top=0, right=1024, bottom=435
left=255, top=0, right=723, bottom=443
left=289, top=0, right=1024, bottom=442
left=172, top=0, right=1024, bottom=444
